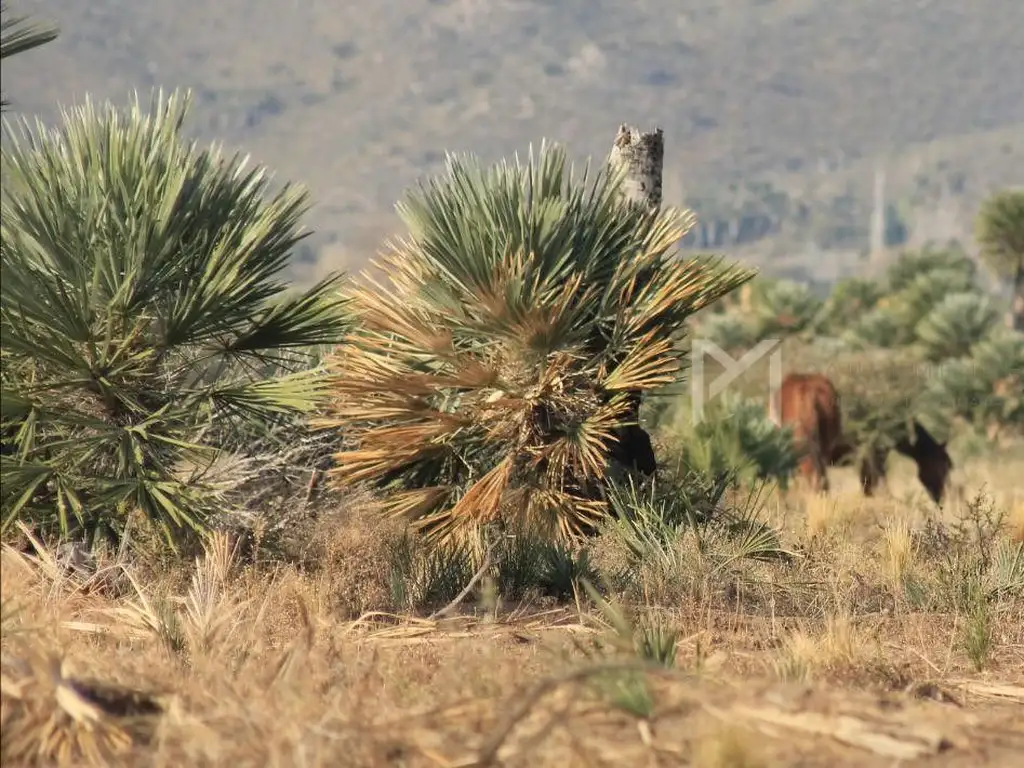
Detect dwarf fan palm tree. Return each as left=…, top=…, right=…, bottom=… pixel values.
left=747, top=278, right=823, bottom=338
left=319, top=143, right=754, bottom=546
left=885, top=245, right=977, bottom=294
left=915, top=292, right=1001, bottom=362
left=816, top=276, right=883, bottom=336
left=975, top=189, right=1024, bottom=332
left=0, top=90, right=350, bottom=547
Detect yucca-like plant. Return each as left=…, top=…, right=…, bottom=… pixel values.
left=666, top=392, right=799, bottom=489
left=694, top=310, right=759, bottom=353
left=747, top=278, right=824, bottom=338
left=319, top=143, right=754, bottom=546
left=883, top=268, right=984, bottom=347
left=816, top=276, right=883, bottom=336
left=919, top=327, right=1024, bottom=439
left=885, top=245, right=977, bottom=294
left=0, top=90, right=350, bottom=547
left=841, top=304, right=904, bottom=349
left=915, top=292, right=1001, bottom=361
left=975, top=189, right=1024, bottom=332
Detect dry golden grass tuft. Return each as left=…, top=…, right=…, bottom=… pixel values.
left=1009, top=502, right=1024, bottom=544
left=692, top=726, right=767, bottom=768
left=1, top=452, right=1023, bottom=766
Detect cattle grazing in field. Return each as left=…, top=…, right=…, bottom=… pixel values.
left=769, top=372, right=851, bottom=493
left=769, top=372, right=953, bottom=505
left=892, top=420, right=954, bottom=506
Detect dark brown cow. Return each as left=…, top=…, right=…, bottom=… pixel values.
left=893, top=421, right=953, bottom=506
left=770, top=372, right=953, bottom=505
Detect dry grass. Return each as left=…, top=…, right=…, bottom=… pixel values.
left=2, top=453, right=1023, bottom=767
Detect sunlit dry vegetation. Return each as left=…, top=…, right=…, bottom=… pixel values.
left=3, top=17, right=1024, bottom=766
left=3, top=458, right=1023, bottom=766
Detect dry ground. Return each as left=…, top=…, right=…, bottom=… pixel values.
left=2, top=454, right=1023, bottom=767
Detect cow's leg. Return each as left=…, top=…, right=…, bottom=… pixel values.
left=799, top=445, right=829, bottom=493
left=813, top=449, right=830, bottom=493
left=859, top=450, right=889, bottom=497
left=860, top=458, right=876, bottom=496
left=797, top=455, right=817, bottom=490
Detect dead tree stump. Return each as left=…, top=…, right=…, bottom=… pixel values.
left=604, top=124, right=666, bottom=478
left=608, top=124, right=664, bottom=211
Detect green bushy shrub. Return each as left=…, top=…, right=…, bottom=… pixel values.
left=0, top=91, right=350, bottom=547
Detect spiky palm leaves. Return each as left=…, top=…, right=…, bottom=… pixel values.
left=747, top=278, right=823, bottom=337
left=816, top=277, right=883, bottom=336
left=915, top=292, right=1001, bottom=361
left=0, top=3, right=58, bottom=110
left=975, top=189, right=1024, bottom=331
left=920, top=327, right=1024, bottom=441
left=320, top=143, right=754, bottom=546
left=844, top=249, right=985, bottom=350
left=666, top=393, right=799, bottom=490
left=1, top=90, right=349, bottom=546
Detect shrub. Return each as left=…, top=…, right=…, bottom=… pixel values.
left=919, top=327, right=1024, bottom=440
left=825, top=348, right=935, bottom=466
left=886, top=269, right=984, bottom=347
left=747, top=279, right=823, bottom=338
left=663, top=393, right=799, bottom=489
left=841, top=305, right=904, bottom=349
left=815, top=276, right=883, bottom=336
left=975, top=188, right=1024, bottom=332
left=318, top=142, right=753, bottom=546
left=915, top=292, right=1001, bottom=362
left=0, top=91, right=350, bottom=548
left=694, top=310, right=759, bottom=354
left=884, top=245, right=977, bottom=294
left=597, top=471, right=789, bottom=605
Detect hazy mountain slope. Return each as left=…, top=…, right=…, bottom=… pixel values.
left=5, top=0, right=1023, bottom=278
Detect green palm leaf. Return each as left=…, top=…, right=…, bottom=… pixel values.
left=1, top=89, right=350, bottom=547
left=321, top=142, right=753, bottom=546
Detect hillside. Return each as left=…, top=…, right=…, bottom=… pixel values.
left=4, top=0, right=1023, bottom=281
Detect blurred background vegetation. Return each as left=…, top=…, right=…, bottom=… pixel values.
left=2, top=3, right=1022, bottom=574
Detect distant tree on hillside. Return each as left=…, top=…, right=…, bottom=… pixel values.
left=975, top=189, right=1024, bottom=332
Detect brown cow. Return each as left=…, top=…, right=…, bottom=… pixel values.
left=769, top=373, right=852, bottom=493
left=770, top=372, right=953, bottom=505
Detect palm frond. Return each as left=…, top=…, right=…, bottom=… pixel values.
left=320, top=141, right=753, bottom=546
left=1, top=89, right=351, bottom=546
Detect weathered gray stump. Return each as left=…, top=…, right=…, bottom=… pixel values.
left=608, top=124, right=664, bottom=211
left=605, top=124, right=665, bottom=477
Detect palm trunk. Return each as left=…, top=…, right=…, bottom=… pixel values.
left=605, top=125, right=664, bottom=475
left=1010, top=262, right=1024, bottom=333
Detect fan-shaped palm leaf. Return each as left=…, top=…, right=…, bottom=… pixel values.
left=319, top=142, right=753, bottom=546
left=1, top=90, right=350, bottom=546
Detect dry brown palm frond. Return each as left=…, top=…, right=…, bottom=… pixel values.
left=328, top=443, right=448, bottom=486
left=543, top=398, right=632, bottom=481
left=411, top=457, right=516, bottom=541
left=601, top=333, right=680, bottom=392
left=319, top=144, right=753, bottom=546
left=382, top=487, right=456, bottom=523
